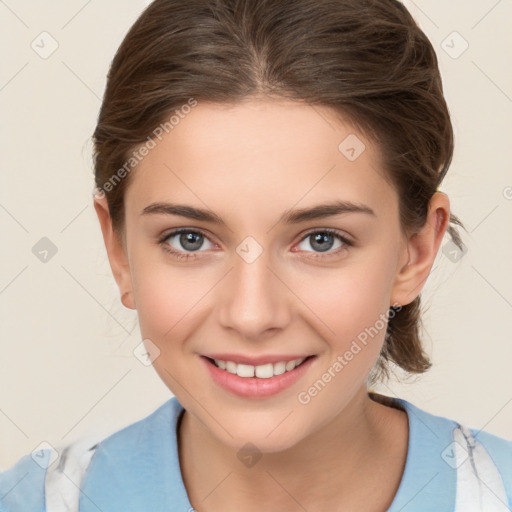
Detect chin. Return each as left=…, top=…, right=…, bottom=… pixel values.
left=207, top=414, right=308, bottom=455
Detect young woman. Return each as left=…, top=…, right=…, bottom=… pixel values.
left=1, top=0, right=510, bottom=511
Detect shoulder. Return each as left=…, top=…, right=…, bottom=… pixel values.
left=402, top=399, right=512, bottom=473
left=88, top=396, right=180, bottom=455
left=398, top=398, right=512, bottom=509
left=0, top=398, right=183, bottom=512
left=468, top=425, right=512, bottom=485
left=0, top=451, right=49, bottom=512
left=79, top=397, right=190, bottom=510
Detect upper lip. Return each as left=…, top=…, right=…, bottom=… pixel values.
left=202, top=354, right=313, bottom=366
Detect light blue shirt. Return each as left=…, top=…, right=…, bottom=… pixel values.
left=1, top=396, right=511, bottom=511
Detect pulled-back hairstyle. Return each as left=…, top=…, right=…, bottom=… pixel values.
left=92, top=0, right=465, bottom=383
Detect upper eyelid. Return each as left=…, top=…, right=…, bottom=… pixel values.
left=304, top=227, right=353, bottom=242
left=160, top=227, right=215, bottom=244
left=160, top=227, right=353, bottom=250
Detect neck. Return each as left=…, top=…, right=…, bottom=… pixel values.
left=177, top=388, right=408, bottom=512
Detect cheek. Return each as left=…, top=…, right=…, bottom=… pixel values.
left=129, top=246, right=212, bottom=343
left=292, top=261, right=395, bottom=419
left=130, top=260, right=216, bottom=394
left=295, top=253, right=396, bottom=345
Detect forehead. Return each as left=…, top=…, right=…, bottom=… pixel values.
left=124, top=100, right=397, bottom=224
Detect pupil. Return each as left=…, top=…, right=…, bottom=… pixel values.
left=311, top=233, right=333, bottom=252
left=181, top=232, right=203, bottom=251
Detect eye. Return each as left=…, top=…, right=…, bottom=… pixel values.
left=295, top=228, right=353, bottom=257
left=158, top=227, right=353, bottom=262
left=158, top=228, right=215, bottom=261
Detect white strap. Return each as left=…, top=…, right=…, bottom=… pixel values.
left=44, top=437, right=99, bottom=512
left=453, top=424, right=509, bottom=512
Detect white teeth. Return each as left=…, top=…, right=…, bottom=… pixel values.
left=273, top=361, right=286, bottom=375
left=255, top=363, right=274, bottom=379
left=236, top=364, right=255, bottom=378
left=285, top=360, right=296, bottom=372
left=215, top=359, right=226, bottom=370
left=225, top=361, right=237, bottom=374
left=212, top=357, right=308, bottom=378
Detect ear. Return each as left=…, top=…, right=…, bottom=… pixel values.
left=390, top=192, right=450, bottom=307
left=93, top=193, right=136, bottom=310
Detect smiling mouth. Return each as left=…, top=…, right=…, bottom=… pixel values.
left=204, top=356, right=314, bottom=379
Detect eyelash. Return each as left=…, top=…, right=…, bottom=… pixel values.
left=158, top=227, right=353, bottom=262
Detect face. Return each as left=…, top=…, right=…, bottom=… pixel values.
left=98, top=100, right=429, bottom=453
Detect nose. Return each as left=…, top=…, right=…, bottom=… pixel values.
left=217, top=247, right=292, bottom=341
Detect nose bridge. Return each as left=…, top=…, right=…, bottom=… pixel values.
left=217, top=240, right=290, bottom=339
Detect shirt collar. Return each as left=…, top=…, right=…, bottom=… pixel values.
left=80, top=395, right=456, bottom=512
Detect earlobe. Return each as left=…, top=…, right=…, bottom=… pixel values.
left=390, top=192, right=450, bottom=306
left=93, top=194, right=136, bottom=310
left=121, top=290, right=135, bottom=310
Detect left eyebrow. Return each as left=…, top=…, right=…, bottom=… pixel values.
left=140, top=200, right=375, bottom=225
left=279, top=200, right=375, bottom=224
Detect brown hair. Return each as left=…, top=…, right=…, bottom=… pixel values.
left=92, top=0, right=465, bottom=382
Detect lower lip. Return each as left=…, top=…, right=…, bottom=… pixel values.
left=201, top=356, right=316, bottom=399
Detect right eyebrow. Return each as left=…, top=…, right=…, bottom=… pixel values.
left=141, top=202, right=225, bottom=224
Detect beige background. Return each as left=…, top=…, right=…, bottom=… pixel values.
left=0, top=0, right=511, bottom=469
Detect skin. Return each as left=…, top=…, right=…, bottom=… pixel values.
left=94, top=99, right=450, bottom=511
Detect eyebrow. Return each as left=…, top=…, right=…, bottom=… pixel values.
left=140, top=200, right=375, bottom=226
